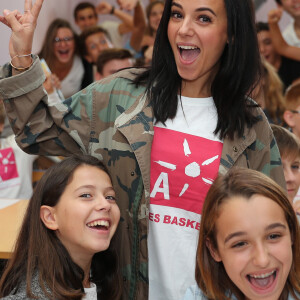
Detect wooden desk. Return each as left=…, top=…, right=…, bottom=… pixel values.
left=0, top=200, right=29, bottom=259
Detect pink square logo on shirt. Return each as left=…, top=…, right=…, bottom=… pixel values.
left=150, top=127, right=222, bottom=214
left=0, top=147, right=19, bottom=182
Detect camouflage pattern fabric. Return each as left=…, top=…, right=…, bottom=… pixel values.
left=0, top=58, right=285, bottom=300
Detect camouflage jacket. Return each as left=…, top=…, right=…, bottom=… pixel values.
left=0, top=58, right=285, bottom=300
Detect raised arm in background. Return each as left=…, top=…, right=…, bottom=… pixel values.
left=268, top=8, right=300, bottom=61
left=96, top=1, right=134, bottom=35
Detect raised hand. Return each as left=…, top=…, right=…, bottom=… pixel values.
left=96, top=2, right=113, bottom=15
left=268, top=8, right=283, bottom=24
left=117, top=0, right=139, bottom=11
left=0, top=0, right=43, bottom=66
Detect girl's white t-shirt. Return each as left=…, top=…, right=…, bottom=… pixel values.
left=148, top=95, right=223, bottom=300
left=83, top=282, right=97, bottom=300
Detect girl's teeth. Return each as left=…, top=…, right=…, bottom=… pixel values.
left=87, top=220, right=109, bottom=228
left=249, top=270, right=275, bottom=279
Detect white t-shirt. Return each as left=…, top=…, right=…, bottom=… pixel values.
left=0, top=135, right=37, bottom=199
left=148, top=95, right=223, bottom=300
left=83, top=282, right=97, bottom=300
left=101, top=20, right=124, bottom=48
left=61, top=55, right=84, bottom=99
left=283, top=22, right=300, bottom=47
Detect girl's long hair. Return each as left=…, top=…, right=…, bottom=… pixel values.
left=0, top=155, right=121, bottom=300
left=134, top=0, right=261, bottom=140
left=196, top=168, right=300, bottom=300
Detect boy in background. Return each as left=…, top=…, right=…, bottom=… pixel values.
left=79, top=26, right=111, bottom=85
left=284, top=82, right=300, bottom=140
left=79, top=26, right=111, bottom=64
left=271, top=124, right=300, bottom=214
left=256, top=22, right=300, bottom=89
left=95, top=48, right=133, bottom=80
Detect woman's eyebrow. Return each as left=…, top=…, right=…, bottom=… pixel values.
left=171, top=2, right=216, bottom=16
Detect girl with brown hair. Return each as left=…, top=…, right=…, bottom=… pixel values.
left=0, top=155, right=121, bottom=300
left=184, top=168, right=300, bottom=300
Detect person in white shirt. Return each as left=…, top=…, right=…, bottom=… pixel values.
left=0, top=101, right=37, bottom=199
left=274, top=0, right=300, bottom=47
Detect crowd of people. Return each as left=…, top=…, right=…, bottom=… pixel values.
left=0, top=0, right=299, bottom=299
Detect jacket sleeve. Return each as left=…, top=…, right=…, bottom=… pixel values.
left=249, top=109, right=286, bottom=191
left=0, top=56, right=92, bottom=157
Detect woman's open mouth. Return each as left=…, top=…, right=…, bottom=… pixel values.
left=178, top=45, right=200, bottom=64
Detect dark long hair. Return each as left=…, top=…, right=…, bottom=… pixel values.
left=134, top=0, right=261, bottom=140
left=0, top=155, right=121, bottom=300
left=39, top=18, right=78, bottom=69
left=196, top=168, right=300, bottom=300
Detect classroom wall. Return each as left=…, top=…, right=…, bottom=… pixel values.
left=0, top=0, right=292, bottom=66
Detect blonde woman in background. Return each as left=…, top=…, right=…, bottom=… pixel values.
left=254, top=58, right=286, bottom=125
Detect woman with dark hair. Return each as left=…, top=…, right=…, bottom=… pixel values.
left=189, top=168, right=300, bottom=300
left=0, top=0, right=285, bottom=299
left=39, top=18, right=90, bottom=99
left=0, top=155, right=121, bottom=300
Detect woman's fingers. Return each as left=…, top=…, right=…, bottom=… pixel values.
left=2, top=9, right=23, bottom=32
left=31, top=0, right=43, bottom=20
left=24, top=0, right=32, bottom=12
left=0, top=14, right=11, bottom=28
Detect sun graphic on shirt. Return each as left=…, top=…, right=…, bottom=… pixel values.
left=153, top=138, right=219, bottom=197
left=0, top=149, right=17, bottom=182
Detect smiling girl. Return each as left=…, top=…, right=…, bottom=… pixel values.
left=0, top=155, right=121, bottom=300
left=184, top=168, right=300, bottom=300
left=39, top=19, right=88, bottom=99
left=0, top=0, right=286, bottom=299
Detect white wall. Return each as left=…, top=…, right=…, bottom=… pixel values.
left=0, top=0, right=293, bottom=66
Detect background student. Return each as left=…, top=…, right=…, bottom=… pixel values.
left=271, top=124, right=300, bottom=213
left=95, top=48, right=133, bottom=80
left=184, top=168, right=300, bottom=300
left=0, top=101, right=37, bottom=199
left=284, top=83, right=300, bottom=140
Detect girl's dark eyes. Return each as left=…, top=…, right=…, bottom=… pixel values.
left=106, top=195, right=117, bottom=201
left=80, top=193, right=92, bottom=198
left=232, top=241, right=247, bottom=248
left=268, top=233, right=281, bottom=240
